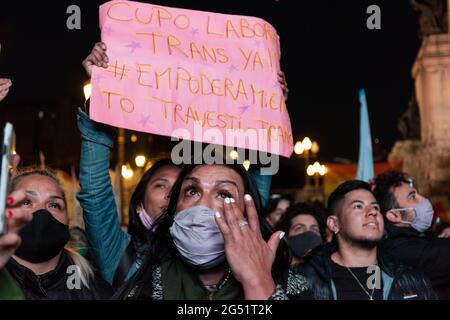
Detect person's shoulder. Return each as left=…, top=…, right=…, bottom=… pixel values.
left=384, top=223, right=425, bottom=240
left=390, top=258, right=432, bottom=288
left=299, top=243, right=335, bottom=269
left=381, top=226, right=430, bottom=252
left=397, top=267, right=437, bottom=298
left=90, top=274, right=115, bottom=299
left=382, top=228, right=449, bottom=258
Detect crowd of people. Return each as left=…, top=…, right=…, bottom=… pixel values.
left=1, top=42, right=449, bottom=301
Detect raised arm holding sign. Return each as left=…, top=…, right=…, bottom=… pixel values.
left=89, top=0, right=293, bottom=158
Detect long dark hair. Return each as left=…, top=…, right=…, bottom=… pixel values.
left=127, top=158, right=180, bottom=245
left=274, top=202, right=327, bottom=270
left=114, top=160, right=263, bottom=299
left=264, top=194, right=293, bottom=218
left=277, top=202, right=327, bottom=241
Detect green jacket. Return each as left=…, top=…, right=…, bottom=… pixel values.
left=0, top=268, right=24, bottom=300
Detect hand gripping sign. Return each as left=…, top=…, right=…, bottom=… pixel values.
left=90, top=0, right=293, bottom=157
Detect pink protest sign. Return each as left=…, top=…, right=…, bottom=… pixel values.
left=90, top=0, right=293, bottom=157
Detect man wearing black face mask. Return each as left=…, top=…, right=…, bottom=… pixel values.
left=373, top=171, right=450, bottom=299
left=277, top=203, right=326, bottom=268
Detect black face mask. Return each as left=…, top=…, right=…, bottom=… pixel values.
left=288, top=231, right=323, bottom=258
left=15, top=209, right=70, bottom=263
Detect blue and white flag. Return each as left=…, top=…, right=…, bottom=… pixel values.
left=356, top=89, right=374, bottom=182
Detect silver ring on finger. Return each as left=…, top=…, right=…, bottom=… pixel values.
left=239, top=220, right=249, bottom=228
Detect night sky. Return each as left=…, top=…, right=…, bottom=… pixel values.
left=0, top=0, right=422, bottom=169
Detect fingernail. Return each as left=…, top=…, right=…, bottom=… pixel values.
left=7, top=210, right=13, bottom=218
left=224, top=198, right=231, bottom=204
left=215, top=212, right=221, bottom=218
left=279, top=232, right=285, bottom=240
left=244, top=194, right=252, bottom=201
left=7, top=196, right=14, bottom=205
left=230, top=198, right=235, bottom=203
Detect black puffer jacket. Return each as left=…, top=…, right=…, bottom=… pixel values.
left=6, top=252, right=113, bottom=300
left=294, top=242, right=437, bottom=300
left=381, top=223, right=450, bottom=299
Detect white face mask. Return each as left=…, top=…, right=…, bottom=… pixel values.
left=392, top=199, right=434, bottom=232
left=169, top=205, right=225, bottom=269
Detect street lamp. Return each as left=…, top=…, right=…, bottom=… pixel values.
left=302, top=137, right=312, bottom=150
left=318, top=164, right=327, bottom=176
left=294, top=136, right=317, bottom=188
left=229, top=150, right=239, bottom=160
left=306, top=164, right=315, bottom=176
left=121, top=164, right=134, bottom=180
left=243, top=160, right=251, bottom=171
left=311, top=141, right=319, bottom=156
left=312, top=161, right=321, bottom=173
left=307, top=161, right=327, bottom=193
left=135, top=155, right=146, bottom=168
left=294, top=141, right=304, bottom=155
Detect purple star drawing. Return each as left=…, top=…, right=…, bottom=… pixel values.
left=138, top=114, right=153, bottom=128
left=125, top=41, right=141, bottom=53
left=103, top=25, right=113, bottom=36
left=190, top=28, right=199, bottom=36
left=92, top=73, right=105, bottom=84
left=238, top=105, right=251, bottom=115
left=228, top=64, right=238, bottom=73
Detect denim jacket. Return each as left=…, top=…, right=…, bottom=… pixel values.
left=77, top=110, right=141, bottom=284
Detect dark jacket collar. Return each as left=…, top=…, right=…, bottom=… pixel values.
left=300, top=241, right=405, bottom=282
left=6, top=251, right=71, bottom=296
left=384, top=222, right=432, bottom=239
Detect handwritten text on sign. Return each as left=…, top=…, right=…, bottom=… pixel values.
left=90, top=0, right=293, bottom=157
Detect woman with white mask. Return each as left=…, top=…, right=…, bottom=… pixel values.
left=113, top=160, right=309, bottom=300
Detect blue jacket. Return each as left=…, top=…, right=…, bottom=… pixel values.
left=76, top=110, right=143, bottom=284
